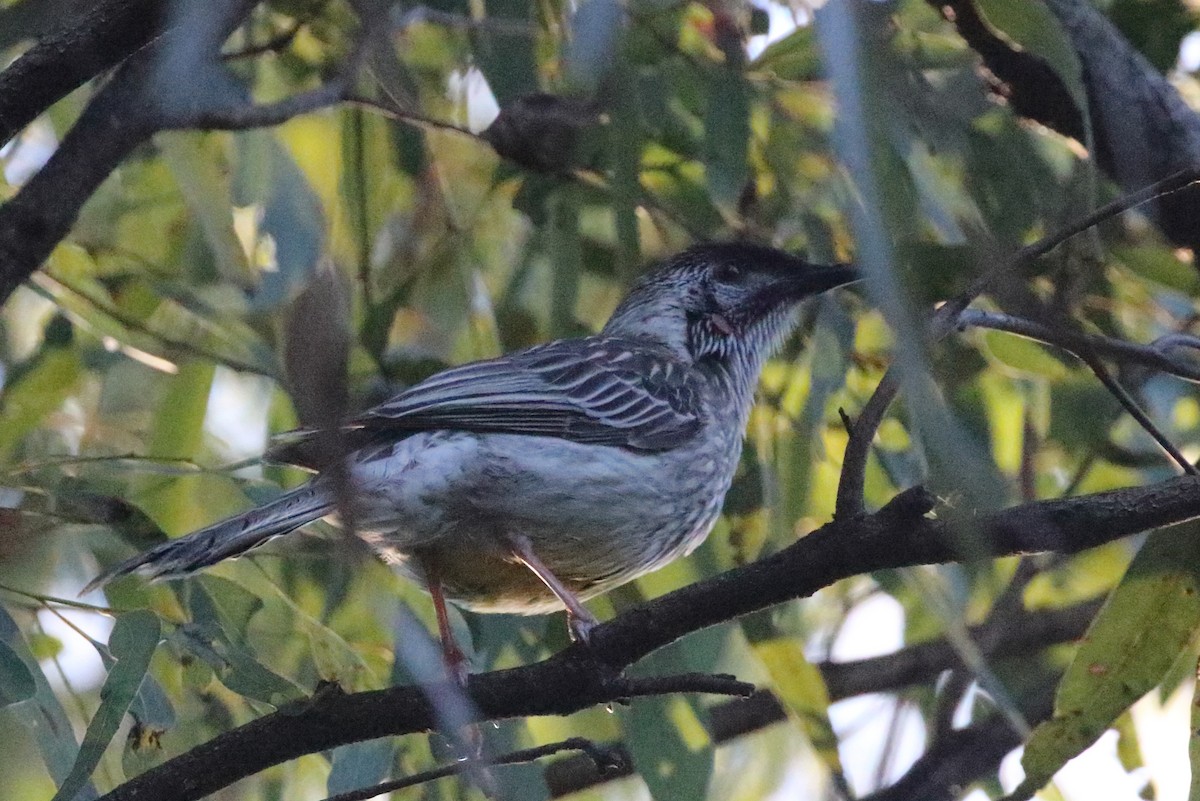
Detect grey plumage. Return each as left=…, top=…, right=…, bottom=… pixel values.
left=86, top=242, right=857, bottom=623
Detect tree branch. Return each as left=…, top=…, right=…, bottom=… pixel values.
left=859, top=704, right=1045, bottom=801
left=1076, top=352, right=1196, bottom=474
left=321, top=737, right=618, bottom=801
left=96, top=475, right=1200, bottom=801
left=957, top=307, right=1198, bottom=473
left=819, top=599, right=1101, bottom=701
left=957, top=309, right=1200, bottom=384
left=0, top=0, right=166, bottom=147
left=834, top=164, right=1200, bottom=518
left=0, top=0, right=264, bottom=306
left=0, top=0, right=398, bottom=307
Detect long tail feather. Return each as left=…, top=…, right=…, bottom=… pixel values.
left=83, top=483, right=333, bottom=594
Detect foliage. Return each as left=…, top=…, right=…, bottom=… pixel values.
left=0, top=0, right=1199, bottom=799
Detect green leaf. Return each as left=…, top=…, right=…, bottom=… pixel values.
left=0, top=606, right=94, bottom=796
left=472, top=0, right=538, bottom=104
left=1190, top=658, right=1200, bottom=801
left=51, top=610, right=161, bottom=801
left=0, top=637, right=35, bottom=707
left=747, top=634, right=845, bottom=781
left=974, top=0, right=1088, bottom=121
left=751, top=25, right=822, bottom=81
left=157, top=131, right=255, bottom=289
left=149, top=360, right=213, bottom=461
left=704, top=62, right=751, bottom=211
left=547, top=189, right=582, bottom=338
left=624, top=693, right=713, bottom=801
left=980, top=329, right=1071, bottom=380
left=0, top=334, right=81, bottom=460
left=1014, top=519, right=1200, bottom=799
left=565, top=0, right=623, bottom=93
left=233, top=130, right=325, bottom=311
left=327, top=740, right=396, bottom=797
left=1114, top=245, right=1200, bottom=294
left=181, top=584, right=305, bottom=706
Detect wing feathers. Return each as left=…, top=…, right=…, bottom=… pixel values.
left=339, top=339, right=703, bottom=453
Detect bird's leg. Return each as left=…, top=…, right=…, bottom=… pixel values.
left=421, top=559, right=470, bottom=687
left=505, top=533, right=599, bottom=644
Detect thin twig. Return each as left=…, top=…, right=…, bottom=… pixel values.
left=937, top=165, right=1200, bottom=332
left=957, top=309, right=1200, bottom=383
left=835, top=367, right=899, bottom=519
left=321, top=737, right=614, bottom=801
left=342, top=94, right=480, bottom=138
left=30, top=273, right=277, bottom=378
left=2, top=453, right=211, bottom=477
left=223, top=20, right=303, bottom=60
left=959, top=307, right=1198, bottom=472
left=160, top=3, right=383, bottom=131
left=835, top=166, right=1200, bottom=518
left=0, top=581, right=119, bottom=614
left=1076, top=352, right=1196, bottom=474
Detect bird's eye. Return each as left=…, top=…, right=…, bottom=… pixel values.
left=714, top=264, right=742, bottom=283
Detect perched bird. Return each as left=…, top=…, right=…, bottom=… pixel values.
left=86, top=243, right=858, bottom=675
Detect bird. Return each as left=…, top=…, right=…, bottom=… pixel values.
left=85, top=242, right=858, bottom=677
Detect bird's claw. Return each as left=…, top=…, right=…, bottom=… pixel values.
left=568, top=612, right=599, bottom=645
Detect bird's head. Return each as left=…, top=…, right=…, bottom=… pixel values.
left=603, top=243, right=859, bottom=367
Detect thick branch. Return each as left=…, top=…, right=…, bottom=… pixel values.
left=98, top=475, right=1200, bottom=801
left=937, top=0, right=1200, bottom=251
left=0, top=57, right=158, bottom=304
left=820, top=599, right=1101, bottom=701
left=860, top=706, right=1042, bottom=801
left=0, top=0, right=165, bottom=147
left=0, top=0, right=369, bottom=307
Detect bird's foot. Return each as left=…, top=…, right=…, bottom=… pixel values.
left=442, top=642, right=471, bottom=689
left=568, top=610, right=600, bottom=645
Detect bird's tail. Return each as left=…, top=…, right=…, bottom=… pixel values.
left=83, top=483, right=333, bottom=594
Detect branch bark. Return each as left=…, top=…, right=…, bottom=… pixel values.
left=0, top=0, right=390, bottom=307
left=820, top=599, right=1101, bottom=701
left=97, top=475, right=1200, bottom=801
left=0, top=0, right=165, bottom=147
left=935, top=0, right=1200, bottom=251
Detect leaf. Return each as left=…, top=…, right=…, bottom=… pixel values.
left=222, top=570, right=371, bottom=688
left=1190, top=659, right=1200, bottom=801
left=472, top=0, right=538, bottom=104
left=148, top=360, right=213, bottom=461
left=0, top=605, right=96, bottom=798
left=547, top=189, right=582, bottom=338
left=1013, top=519, right=1200, bottom=799
left=980, top=329, right=1070, bottom=380
left=703, top=61, right=751, bottom=211
left=565, top=0, right=623, bottom=93
left=327, top=740, right=396, bottom=797
left=233, top=130, right=325, bottom=311
left=157, top=131, right=255, bottom=289
left=0, top=637, right=36, bottom=706
left=751, top=24, right=821, bottom=81
left=181, top=584, right=305, bottom=706
left=621, top=633, right=720, bottom=801
left=0, top=328, right=81, bottom=460
left=51, top=610, right=161, bottom=801
left=973, top=0, right=1088, bottom=121
left=748, top=635, right=845, bottom=781
left=624, top=693, right=713, bottom=801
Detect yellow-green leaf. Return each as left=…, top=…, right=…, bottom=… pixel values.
left=1014, top=519, right=1200, bottom=799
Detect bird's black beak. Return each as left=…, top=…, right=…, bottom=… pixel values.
left=796, top=262, right=860, bottom=296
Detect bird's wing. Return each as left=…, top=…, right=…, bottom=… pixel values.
left=355, top=339, right=703, bottom=451
left=268, top=340, right=704, bottom=467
